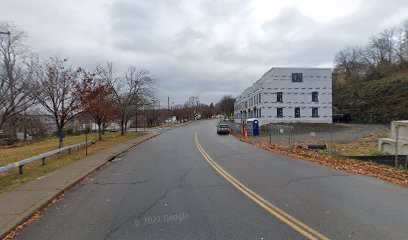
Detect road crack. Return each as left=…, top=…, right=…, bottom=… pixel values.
left=92, top=180, right=149, bottom=185
left=275, top=173, right=352, bottom=188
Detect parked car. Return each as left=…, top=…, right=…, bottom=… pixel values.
left=333, top=114, right=351, bottom=123
left=217, top=123, right=230, bottom=134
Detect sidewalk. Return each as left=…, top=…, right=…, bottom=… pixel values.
left=0, top=132, right=159, bottom=239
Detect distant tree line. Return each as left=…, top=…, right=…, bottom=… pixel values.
left=333, top=19, right=408, bottom=123
left=170, top=94, right=235, bottom=122
left=0, top=21, right=157, bottom=146
left=171, top=96, right=216, bottom=121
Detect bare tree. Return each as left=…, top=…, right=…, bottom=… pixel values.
left=186, top=96, right=199, bottom=120
left=396, top=20, right=408, bottom=66
left=363, top=27, right=398, bottom=78
left=334, top=46, right=364, bottom=83
left=125, top=67, right=155, bottom=131
left=0, top=22, right=36, bottom=134
left=100, top=63, right=155, bottom=135
left=35, top=57, right=82, bottom=147
left=99, top=62, right=131, bottom=135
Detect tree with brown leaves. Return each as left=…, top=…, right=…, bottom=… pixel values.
left=35, top=57, right=82, bottom=147
left=78, top=70, right=117, bottom=140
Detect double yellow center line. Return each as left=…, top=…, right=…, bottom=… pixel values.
left=194, top=132, right=329, bottom=240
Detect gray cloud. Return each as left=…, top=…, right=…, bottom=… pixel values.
left=0, top=0, right=407, bottom=105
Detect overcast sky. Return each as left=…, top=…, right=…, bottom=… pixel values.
left=1, top=0, right=407, bottom=106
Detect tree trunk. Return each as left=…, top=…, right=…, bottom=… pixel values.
left=102, top=122, right=106, bottom=135
left=59, top=131, right=64, bottom=148
left=98, top=123, right=102, bottom=140
left=23, top=113, right=27, bottom=141
left=120, top=116, right=125, bottom=136
left=135, top=110, right=138, bottom=132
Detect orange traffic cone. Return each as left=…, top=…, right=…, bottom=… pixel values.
left=244, top=129, right=248, bottom=139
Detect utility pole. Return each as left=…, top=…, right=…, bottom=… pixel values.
left=168, top=97, right=170, bottom=124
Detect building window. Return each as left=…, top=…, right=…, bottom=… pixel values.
left=312, top=107, right=319, bottom=118
left=312, top=92, right=318, bottom=102
left=295, top=107, right=300, bottom=118
left=259, top=93, right=261, bottom=103
left=292, top=73, right=303, bottom=82
left=277, top=108, right=283, bottom=118
left=259, top=108, right=261, bottom=118
left=277, top=92, right=283, bottom=102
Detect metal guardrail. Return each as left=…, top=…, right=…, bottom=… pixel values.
left=0, top=140, right=95, bottom=175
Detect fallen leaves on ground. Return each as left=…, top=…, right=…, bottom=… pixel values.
left=335, top=135, right=384, bottom=156
left=237, top=136, right=408, bottom=187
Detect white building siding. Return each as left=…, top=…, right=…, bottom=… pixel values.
left=234, top=67, right=332, bottom=125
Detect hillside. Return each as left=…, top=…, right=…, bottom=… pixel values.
left=333, top=74, right=408, bottom=123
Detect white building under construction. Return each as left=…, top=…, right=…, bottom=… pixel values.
left=234, top=67, right=333, bottom=125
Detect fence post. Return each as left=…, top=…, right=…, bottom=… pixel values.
left=289, top=126, right=294, bottom=150
left=330, top=123, right=333, bottom=154
left=287, top=126, right=291, bottom=149
left=395, top=126, right=399, bottom=167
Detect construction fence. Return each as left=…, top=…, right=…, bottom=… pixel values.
left=228, top=121, right=336, bottom=151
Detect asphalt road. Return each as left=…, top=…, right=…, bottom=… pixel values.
left=15, top=120, right=408, bottom=240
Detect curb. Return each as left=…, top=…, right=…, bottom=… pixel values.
left=1, top=132, right=160, bottom=239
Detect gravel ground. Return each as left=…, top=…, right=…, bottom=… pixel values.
left=254, top=123, right=390, bottom=144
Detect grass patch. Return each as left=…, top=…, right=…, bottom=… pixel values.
left=0, top=132, right=145, bottom=193
left=335, top=131, right=389, bottom=156
left=334, top=74, right=408, bottom=123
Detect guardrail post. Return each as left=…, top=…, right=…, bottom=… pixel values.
left=19, top=165, right=24, bottom=175
left=42, top=157, right=46, bottom=165
left=68, top=148, right=71, bottom=154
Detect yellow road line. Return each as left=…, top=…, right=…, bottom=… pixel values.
left=194, top=132, right=329, bottom=240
